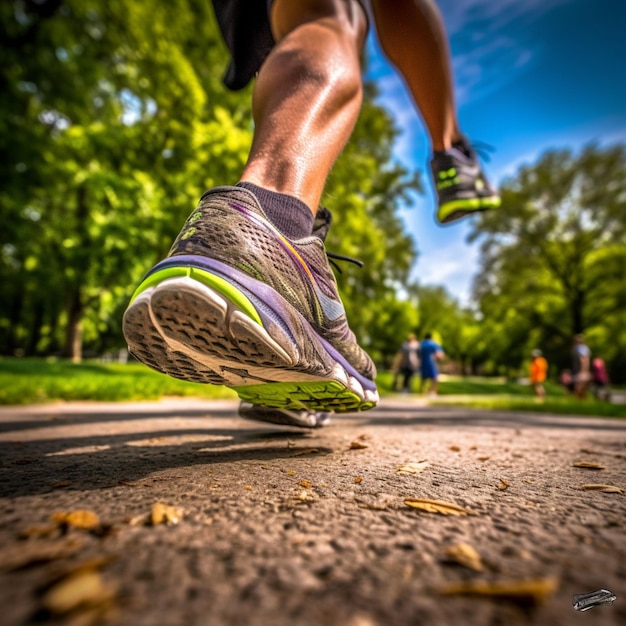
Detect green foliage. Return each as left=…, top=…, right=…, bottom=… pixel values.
left=1, top=2, right=425, bottom=369
left=469, top=143, right=626, bottom=381
left=1, top=0, right=252, bottom=359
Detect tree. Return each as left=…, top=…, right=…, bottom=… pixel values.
left=1, top=0, right=252, bottom=359
left=1, top=3, right=427, bottom=367
left=469, top=143, right=626, bottom=380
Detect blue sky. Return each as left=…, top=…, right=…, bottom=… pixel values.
left=364, top=0, right=626, bottom=306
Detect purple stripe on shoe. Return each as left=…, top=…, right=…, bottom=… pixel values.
left=146, top=255, right=376, bottom=392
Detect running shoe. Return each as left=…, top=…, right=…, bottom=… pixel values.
left=431, top=137, right=501, bottom=224
left=122, top=186, right=378, bottom=413
left=239, top=402, right=331, bottom=429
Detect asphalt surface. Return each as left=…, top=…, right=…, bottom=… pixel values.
left=0, top=398, right=625, bottom=626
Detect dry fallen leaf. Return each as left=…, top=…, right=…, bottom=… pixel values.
left=51, top=510, right=100, bottom=530
left=354, top=477, right=363, bottom=484
left=442, top=543, right=484, bottom=572
left=118, top=480, right=139, bottom=487
left=18, top=524, right=60, bottom=540
left=349, top=441, right=369, bottom=450
left=404, top=498, right=468, bottom=515
left=296, top=490, right=316, bottom=502
left=127, top=513, right=150, bottom=527
left=299, top=480, right=312, bottom=488
left=41, top=571, right=114, bottom=615
left=438, top=577, right=558, bottom=606
left=581, top=484, right=623, bottom=493
left=449, top=445, right=461, bottom=452
left=573, top=461, right=606, bottom=469
left=151, top=503, right=183, bottom=526
left=498, top=478, right=510, bottom=491
left=286, top=470, right=296, bottom=476
left=244, top=485, right=252, bottom=490
left=477, top=456, right=490, bottom=462
left=0, top=539, right=84, bottom=572
left=290, top=448, right=320, bottom=457
left=397, top=461, right=429, bottom=475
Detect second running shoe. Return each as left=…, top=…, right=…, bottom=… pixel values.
left=123, top=186, right=378, bottom=413
left=431, top=137, right=501, bottom=224
left=238, top=402, right=331, bottom=429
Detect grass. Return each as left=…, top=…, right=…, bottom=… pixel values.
left=375, top=371, right=626, bottom=418
left=0, top=357, right=236, bottom=405
left=0, top=358, right=623, bottom=418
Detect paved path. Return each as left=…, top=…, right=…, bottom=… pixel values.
left=0, top=399, right=625, bottom=626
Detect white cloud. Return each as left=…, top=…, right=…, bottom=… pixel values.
left=452, top=36, right=536, bottom=106
left=437, top=0, right=569, bottom=35
left=406, top=216, right=481, bottom=307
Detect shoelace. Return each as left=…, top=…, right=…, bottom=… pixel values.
left=456, top=138, right=495, bottom=162
left=326, top=251, right=364, bottom=273
left=313, top=207, right=364, bottom=273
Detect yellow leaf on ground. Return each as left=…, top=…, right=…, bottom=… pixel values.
left=404, top=498, right=468, bottom=515
left=438, top=577, right=558, bottom=606
left=41, top=571, right=114, bottom=614
left=442, top=543, right=484, bottom=572
left=299, top=480, right=312, bottom=488
left=581, top=484, right=623, bottom=493
left=0, top=539, right=84, bottom=572
left=573, top=461, right=606, bottom=469
left=397, top=462, right=429, bottom=475
left=151, top=502, right=183, bottom=526
left=18, top=524, right=59, bottom=540
left=498, top=479, right=510, bottom=491
left=51, top=510, right=100, bottom=530
left=290, top=448, right=320, bottom=457
left=350, top=441, right=369, bottom=450
left=354, top=477, right=363, bottom=483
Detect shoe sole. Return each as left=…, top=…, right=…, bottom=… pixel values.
left=123, top=262, right=378, bottom=413
left=238, top=403, right=331, bottom=429
left=437, top=195, right=501, bottom=224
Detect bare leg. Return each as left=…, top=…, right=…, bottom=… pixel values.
left=370, top=0, right=461, bottom=152
left=240, top=0, right=368, bottom=213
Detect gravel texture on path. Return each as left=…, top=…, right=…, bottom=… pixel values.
left=0, top=398, right=624, bottom=626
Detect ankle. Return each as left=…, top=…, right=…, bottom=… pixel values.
left=236, top=182, right=314, bottom=240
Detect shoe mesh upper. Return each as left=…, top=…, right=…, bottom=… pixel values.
left=168, top=187, right=375, bottom=380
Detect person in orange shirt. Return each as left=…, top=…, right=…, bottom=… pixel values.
left=530, top=349, right=548, bottom=399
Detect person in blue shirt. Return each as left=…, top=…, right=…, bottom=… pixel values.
left=419, top=333, right=445, bottom=396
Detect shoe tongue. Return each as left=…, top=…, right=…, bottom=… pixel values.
left=452, top=137, right=475, bottom=159
left=312, top=206, right=333, bottom=241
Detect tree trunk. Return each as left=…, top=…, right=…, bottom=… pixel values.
left=26, top=298, right=44, bottom=355
left=63, top=286, right=83, bottom=362
left=62, top=185, right=90, bottom=362
left=571, top=290, right=585, bottom=335
left=6, top=287, right=24, bottom=356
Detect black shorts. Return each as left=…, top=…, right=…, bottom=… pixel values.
left=211, top=0, right=370, bottom=91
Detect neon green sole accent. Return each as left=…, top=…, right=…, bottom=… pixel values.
left=233, top=381, right=370, bottom=413
left=130, top=266, right=263, bottom=326
left=437, top=195, right=501, bottom=222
